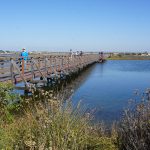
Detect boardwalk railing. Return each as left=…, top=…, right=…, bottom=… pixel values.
left=0, top=54, right=99, bottom=89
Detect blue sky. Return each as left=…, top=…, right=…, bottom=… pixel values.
left=0, top=0, right=150, bottom=52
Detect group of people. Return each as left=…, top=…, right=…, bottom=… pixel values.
left=20, top=48, right=84, bottom=60
left=19, top=48, right=87, bottom=69
left=69, top=49, right=83, bottom=58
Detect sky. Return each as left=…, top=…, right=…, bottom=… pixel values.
left=0, top=0, right=150, bottom=52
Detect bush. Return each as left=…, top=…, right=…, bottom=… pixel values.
left=0, top=82, right=21, bottom=123
left=118, top=91, right=150, bottom=150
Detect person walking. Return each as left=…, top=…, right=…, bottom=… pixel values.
left=20, top=48, right=28, bottom=69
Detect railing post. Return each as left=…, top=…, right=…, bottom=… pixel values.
left=54, top=56, right=57, bottom=77
left=22, top=58, right=24, bottom=75
left=11, top=58, right=29, bottom=88
left=31, top=57, right=47, bottom=81
left=10, top=58, right=16, bottom=84
left=38, top=57, right=41, bottom=68
left=61, top=56, right=64, bottom=71
left=49, top=56, right=52, bottom=73
left=31, top=57, right=35, bottom=80
left=51, top=56, right=55, bottom=73
left=67, top=56, right=70, bottom=72
left=58, top=56, right=60, bottom=72
left=45, top=56, right=48, bottom=75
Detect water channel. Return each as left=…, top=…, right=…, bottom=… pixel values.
left=72, top=60, right=150, bottom=123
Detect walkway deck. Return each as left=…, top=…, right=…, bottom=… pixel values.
left=0, top=54, right=99, bottom=90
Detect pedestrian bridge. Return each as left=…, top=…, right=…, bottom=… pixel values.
left=0, top=53, right=103, bottom=91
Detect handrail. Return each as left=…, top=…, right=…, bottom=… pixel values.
left=0, top=54, right=100, bottom=90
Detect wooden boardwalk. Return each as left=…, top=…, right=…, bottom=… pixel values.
left=0, top=53, right=100, bottom=90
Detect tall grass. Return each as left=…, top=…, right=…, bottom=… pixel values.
left=0, top=83, right=117, bottom=150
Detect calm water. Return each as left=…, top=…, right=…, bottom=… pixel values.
left=72, top=60, right=150, bottom=123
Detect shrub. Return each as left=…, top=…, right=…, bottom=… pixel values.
left=118, top=92, right=150, bottom=150
left=0, top=82, right=21, bottom=123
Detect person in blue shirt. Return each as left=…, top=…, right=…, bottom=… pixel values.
left=21, top=48, right=28, bottom=60
left=20, top=48, right=28, bottom=69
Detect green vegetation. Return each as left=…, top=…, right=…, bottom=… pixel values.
left=1, top=82, right=150, bottom=149
left=107, top=56, right=150, bottom=60
left=107, top=52, right=150, bottom=60
left=0, top=82, right=21, bottom=123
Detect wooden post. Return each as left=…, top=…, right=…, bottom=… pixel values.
left=49, top=56, right=52, bottom=74
left=51, top=56, right=55, bottom=73
left=11, top=59, right=29, bottom=88
left=10, top=58, right=15, bottom=84
left=68, top=56, right=70, bottom=71
left=54, top=56, right=57, bottom=75
left=22, top=58, right=24, bottom=75
left=64, top=56, right=67, bottom=70
left=57, top=56, right=60, bottom=72
left=45, top=56, right=48, bottom=75
left=31, top=57, right=35, bottom=80
left=38, top=57, right=41, bottom=68
left=61, top=56, right=64, bottom=71
left=31, top=58, right=47, bottom=81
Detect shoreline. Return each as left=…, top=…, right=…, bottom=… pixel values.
left=106, top=56, right=150, bottom=60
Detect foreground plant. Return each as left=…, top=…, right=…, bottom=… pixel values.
left=118, top=90, right=150, bottom=150
left=0, top=88, right=117, bottom=150
left=0, top=82, right=22, bottom=123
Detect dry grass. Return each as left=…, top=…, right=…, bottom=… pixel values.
left=0, top=87, right=117, bottom=150
left=118, top=91, right=150, bottom=150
